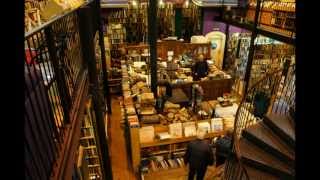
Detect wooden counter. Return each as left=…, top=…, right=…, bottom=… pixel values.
left=171, top=78, right=233, bottom=101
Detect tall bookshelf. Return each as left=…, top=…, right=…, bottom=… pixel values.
left=247, top=0, right=295, bottom=37
left=80, top=97, right=103, bottom=180
left=249, top=35, right=294, bottom=87
left=225, top=33, right=251, bottom=96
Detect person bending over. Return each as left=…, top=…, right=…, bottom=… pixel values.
left=184, top=130, right=214, bottom=180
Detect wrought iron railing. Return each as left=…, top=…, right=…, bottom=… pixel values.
left=224, top=64, right=295, bottom=179
left=24, top=1, right=112, bottom=179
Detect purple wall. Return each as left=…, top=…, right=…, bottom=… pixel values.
left=202, top=9, right=249, bottom=36
left=203, top=10, right=226, bottom=34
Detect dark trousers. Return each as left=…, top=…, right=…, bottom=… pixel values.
left=216, top=155, right=226, bottom=167
left=188, top=166, right=207, bottom=180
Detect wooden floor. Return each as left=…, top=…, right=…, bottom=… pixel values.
left=109, top=96, right=137, bottom=180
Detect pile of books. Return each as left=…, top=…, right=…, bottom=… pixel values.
left=139, top=92, right=158, bottom=124
left=121, top=60, right=140, bottom=127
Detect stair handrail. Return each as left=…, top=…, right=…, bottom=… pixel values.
left=229, top=64, right=295, bottom=179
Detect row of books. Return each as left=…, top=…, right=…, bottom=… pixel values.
left=149, top=157, right=185, bottom=172
left=121, top=60, right=140, bottom=128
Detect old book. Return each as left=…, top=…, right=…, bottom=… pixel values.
left=140, top=107, right=156, bottom=115
left=211, top=118, right=224, bottom=132
left=40, top=0, right=65, bottom=21
left=156, top=132, right=171, bottom=140
left=183, top=122, right=196, bottom=137
left=197, top=122, right=211, bottom=134
left=208, top=100, right=219, bottom=109
left=140, top=115, right=160, bottom=124
left=169, top=123, right=183, bottom=138
left=151, top=160, right=157, bottom=171
left=223, top=115, right=235, bottom=130
left=139, top=126, right=155, bottom=143
left=126, top=106, right=136, bottom=115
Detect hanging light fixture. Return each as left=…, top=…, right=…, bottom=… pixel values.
left=159, top=0, right=164, bottom=7
left=132, top=0, right=137, bottom=7
left=185, top=0, right=189, bottom=7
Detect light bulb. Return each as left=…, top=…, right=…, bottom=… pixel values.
left=159, top=0, right=164, bottom=6
left=132, top=0, right=137, bottom=6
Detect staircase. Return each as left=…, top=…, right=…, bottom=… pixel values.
left=224, top=65, right=295, bottom=180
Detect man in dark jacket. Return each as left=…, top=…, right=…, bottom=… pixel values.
left=184, top=130, right=214, bottom=180
left=215, top=130, right=233, bottom=166
left=192, top=54, right=209, bottom=81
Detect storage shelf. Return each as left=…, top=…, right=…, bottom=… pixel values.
left=219, top=18, right=295, bottom=45
left=80, top=136, right=95, bottom=140
left=140, top=131, right=226, bottom=148
left=88, top=155, right=99, bottom=159
left=81, top=126, right=93, bottom=129
left=84, top=146, right=97, bottom=149
left=88, top=164, right=101, bottom=168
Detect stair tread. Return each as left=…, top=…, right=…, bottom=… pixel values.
left=244, top=122, right=295, bottom=160
left=265, top=113, right=295, bottom=141
left=239, top=138, right=293, bottom=175
left=244, top=164, right=279, bottom=180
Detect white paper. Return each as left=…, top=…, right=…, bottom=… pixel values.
left=139, top=126, right=155, bottom=143
left=169, top=123, right=183, bottom=138
left=211, top=118, right=224, bottom=132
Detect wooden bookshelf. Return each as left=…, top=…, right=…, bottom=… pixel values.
left=249, top=37, right=294, bottom=87
left=124, top=41, right=211, bottom=61
left=79, top=97, right=103, bottom=179
left=246, top=0, right=295, bottom=38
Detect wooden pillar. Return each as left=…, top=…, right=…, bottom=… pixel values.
left=95, top=0, right=112, bottom=114
left=222, top=23, right=230, bottom=70
left=175, top=8, right=182, bottom=39
left=148, top=0, right=158, bottom=97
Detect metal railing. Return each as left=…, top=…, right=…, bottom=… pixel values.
left=224, top=64, right=295, bottom=179
left=24, top=2, right=103, bottom=179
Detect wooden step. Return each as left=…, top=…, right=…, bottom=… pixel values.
left=239, top=138, right=294, bottom=179
left=242, top=122, right=295, bottom=167
left=264, top=113, right=295, bottom=148
left=224, top=158, right=279, bottom=180
left=243, top=165, right=279, bottom=180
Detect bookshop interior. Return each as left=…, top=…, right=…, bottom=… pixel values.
left=24, top=0, right=295, bottom=179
